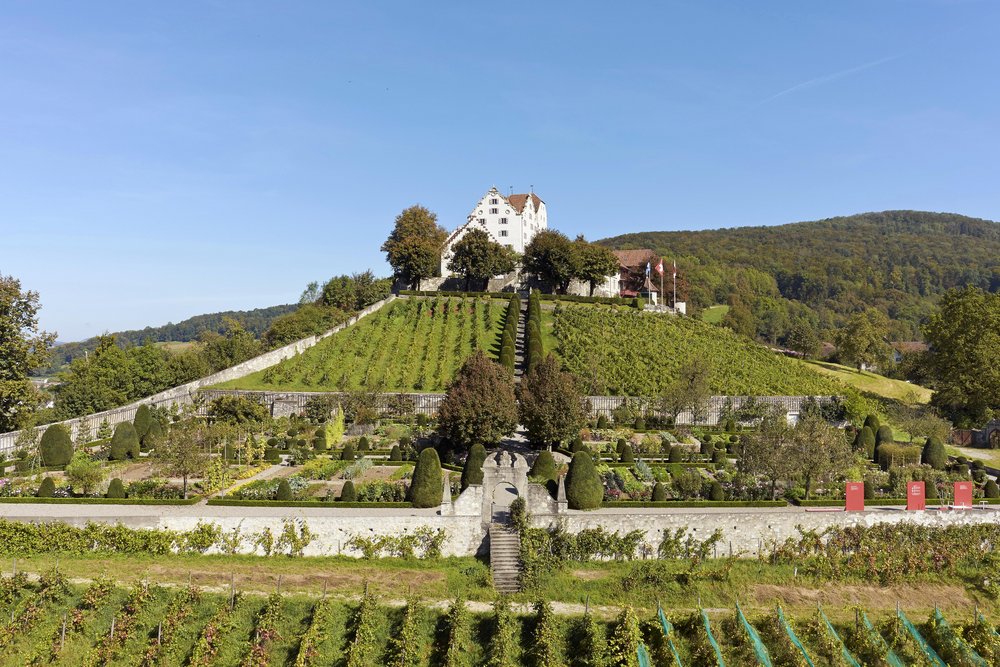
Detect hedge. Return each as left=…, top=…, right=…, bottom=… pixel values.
left=0, top=496, right=201, bottom=506
left=538, top=294, right=638, bottom=307
left=398, top=290, right=514, bottom=299
left=793, top=498, right=908, bottom=507
left=206, top=499, right=414, bottom=508
left=602, top=500, right=787, bottom=508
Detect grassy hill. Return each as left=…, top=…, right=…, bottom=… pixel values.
left=805, top=360, right=932, bottom=405
left=219, top=296, right=506, bottom=393
left=544, top=303, right=841, bottom=396
left=600, top=210, right=1000, bottom=342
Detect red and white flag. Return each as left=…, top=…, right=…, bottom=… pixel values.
left=655, top=259, right=664, bottom=275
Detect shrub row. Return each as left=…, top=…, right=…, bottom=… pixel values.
left=538, top=293, right=640, bottom=307
left=398, top=290, right=514, bottom=299
left=0, top=496, right=200, bottom=506
left=206, top=499, right=413, bottom=508
left=601, top=500, right=787, bottom=508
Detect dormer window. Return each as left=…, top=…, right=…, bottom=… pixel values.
left=490, top=208, right=498, bottom=214
left=490, top=198, right=499, bottom=205
left=500, top=218, right=508, bottom=224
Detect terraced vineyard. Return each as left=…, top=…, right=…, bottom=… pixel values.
left=220, top=296, right=508, bottom=393
left=0, top=571, right=996, bottom=666
left=547, top=304, right=842, bottom=396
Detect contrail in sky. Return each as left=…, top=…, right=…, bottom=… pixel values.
left=755, top=54, right=903, bottom=106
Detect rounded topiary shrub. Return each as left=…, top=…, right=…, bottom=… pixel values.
left=863, top=414, right=881, bottom=434
left=709, top=481, right=725, bottom=501
left=264, top=448, right=281, bottom=464
left=358, top=437, right=370, bottom=451
left=668, top=446, right=684, bottom=463
left=925, top=480, right=939, bottom=500
left=36, top=477, right=56, bottom=498
left=985, top=479, right=1000, bottom=499
left=922, top=436, right=947, bottom=470
left=461, top=444, right=487, bottom=490
left=142, top=419, right=163, bottom=448
left=723, top=418, right=736, bottom=433
left=700, top=440, right=715, bottom=457
left=409, top=448, right=443, bottom=508
left=652, top=482, right=667, bottom=501
left=619, top=445, right=634, bottom=464
left=39, top=424, right=73, bottom=467
left=109, top=423, right=139, bottom=461
left=341, top=443, right=356, bottom=461
left=571, top=436, right=583, bottom=453
left=875, top=425, right=894, bottom=448
left=133, top=405, right=152, bottom=442
left=340, top=480, right=357, bottom=502
left=530, top=451, right=557, bottom=481
left=565, top=451, right=603, bottom=510
left=286, top=428, right=297, bottom=438
left=267, top=437, right=278, bottom=447
left=711, top=448, right=725, bottom=465
left=863, top=480, right=875, bottom=499
left=634, top=417, right=646, bottom=431
left=106, top=478, right=126, bottom=499
left=616, top=438, right=626, bottom=455
left=389, top=445, right=402, bottom=462
left=596, top=415, right=608, bottom=429
left=275, top=479, right=293, bottom=501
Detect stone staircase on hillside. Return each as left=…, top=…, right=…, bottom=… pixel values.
left=513, top=298, right=527, bottom=380
left=489, top=523, right=522, bottom=594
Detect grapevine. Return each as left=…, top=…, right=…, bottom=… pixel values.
left=344, top=588, right=380, bottom=667
left=293, top=596, right=334, bottom=667
left=139, top=585, right=201, bottom=667
left=188, top=594, right=244, bottom=667
left=240, top=592, right=283, bottom=667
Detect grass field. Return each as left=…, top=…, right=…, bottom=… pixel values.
left=701, top=304, right=730, bottom=324
left=1, top=555, right=996, bottom=665
left=219, top=296, right=507, bottom=393
left=805, top=360, right=932, bottom=404
left=545, top=304, right=842, bottom=396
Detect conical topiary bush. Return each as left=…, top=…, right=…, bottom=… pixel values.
left=409, top=448, right=443, bottom=508
left=565, top=451, right=603, bottom=510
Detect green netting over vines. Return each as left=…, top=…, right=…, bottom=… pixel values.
left=819, top=608, right=861, bottom=667
left=897, top=609, right=946, bottom=667
left=658, top=606, right=684, bottom=666
left=637, top=643, right=653, bottom=667
left=776, top=606, right=816, bottom=667
left=931, top=608, right=989, bottom=666
left=860, top=611, right=905, bottom=667
left=701, top=609, right=727, bottom=666
left=735, top=602, right=773, bottom=666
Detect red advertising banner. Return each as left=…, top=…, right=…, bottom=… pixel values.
left=845, top=482, right=864, bottom=511
left=907, top=481, right=925, bottom=511
left=954, top=481, right=973, bottom=508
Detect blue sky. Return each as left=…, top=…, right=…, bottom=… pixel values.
left=2, top=1, right=998, bottom=341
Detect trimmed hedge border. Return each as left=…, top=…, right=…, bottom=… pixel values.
left=601, top=500, right=787, bottom=508
left=0, top=496, right=201, bottom=506
left=604, top=461, right=714, bottom=469
left=206, top=498, right=414, bottom=508
left=538, top=294, right=639, bottom=308
left=398, top=290, right=514, bottom=299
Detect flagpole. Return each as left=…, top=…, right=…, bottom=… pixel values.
left=659, top=259, right=663, bottom=310
left=673, top=259, right=677, bottom=313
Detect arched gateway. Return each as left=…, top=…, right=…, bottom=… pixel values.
left=480, top=451, right=529, bottom=524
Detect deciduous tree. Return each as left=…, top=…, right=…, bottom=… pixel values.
left=658, top=358, right=713, bottom=424
left=155, top=420, right=212, bottom=499
left=0, top=274, right=56, bottom=431
left=381, top=205, right=448, bottom=289
left=835, top=308, right=891, bottom=371
left=787, top=414, right=853, bottom=499
left=523, top=230, right=577, bottom=293
left=518, top=354, right=585, bottom=448
left=572, top=237, right=620, bottom=296
left=438, top=351, right=517, bottom=452
left=447, top=228, right=518, bottom=290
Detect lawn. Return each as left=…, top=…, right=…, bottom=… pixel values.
left=805, top=360, right=932, bottom=404
left=218, top=296, right=507, bottom=393
left=701, top=304, right=730, bottom=324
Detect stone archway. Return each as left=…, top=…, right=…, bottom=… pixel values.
left=480, top=451, right=529, bottom=525
left=991, top=429, right=1000, bottom=450
left=491, top=482, right=519, bottom=523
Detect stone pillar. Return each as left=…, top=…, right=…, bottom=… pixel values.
left=556, top=474, right=568, bottom=514
left=439, top=472, right=453, bottom=515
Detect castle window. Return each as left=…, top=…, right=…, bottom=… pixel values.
left=490, top=208, right=498, bottom=214
left=478, top=218, right=486, bottom=224
left=499, top=230, right=508, bottom=237
left=490, top=198, right=498, bottom=205
left=500, top=217, right=508, bottom=224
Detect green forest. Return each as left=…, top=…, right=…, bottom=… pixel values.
left=42, top=304, right=297, bottom=375
left=600, top=210, right=1000, bottom=343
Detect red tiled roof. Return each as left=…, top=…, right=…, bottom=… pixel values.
left=506, top=193, right=544, bottom=214
left=612, top=248, right=658, bottom=269
left=892, top=341, right=929, bottom=353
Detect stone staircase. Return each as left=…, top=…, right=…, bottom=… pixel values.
left=488, top=523, right=522, bottom=594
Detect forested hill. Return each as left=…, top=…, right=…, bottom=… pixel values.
left=43, top=303, right=297, bottom=375
left=599, top=211, right=1000, bottom=341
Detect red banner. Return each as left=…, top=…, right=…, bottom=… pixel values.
left=845, top=482, right=864, bottom=511
left=954, top=481, right=973, bottom=508
left=907, top=481, right=925, bottom=511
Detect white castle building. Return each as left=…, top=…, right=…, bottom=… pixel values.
left=440, top=186, right=547, bottom=276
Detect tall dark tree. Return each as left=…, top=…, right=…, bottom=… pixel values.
left=381, top=205, right=448, bottom=289
left=924, top=287, right=1000, bottom=426
left=523, top=230, right=577, bottom=294
left=437, top=351, right=518, bottom=452
left=0, top=274, right=56, bottom=431
left=447, top=228, right=518, bottom=290
left=518, top=354, right=585, bottom=448
left=572, top=236, right=620, bottom=296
